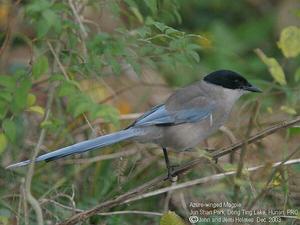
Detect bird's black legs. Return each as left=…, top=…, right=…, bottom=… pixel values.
left=162, top=147, right=177, bottom=181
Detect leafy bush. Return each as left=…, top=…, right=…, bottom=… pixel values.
left=1, top=0, right=299, bottom=225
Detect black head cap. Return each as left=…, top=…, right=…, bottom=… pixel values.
left=203, top=70, right=262, bottom=92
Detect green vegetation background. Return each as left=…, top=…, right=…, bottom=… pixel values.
left=0, top=0, right=299, bottom=224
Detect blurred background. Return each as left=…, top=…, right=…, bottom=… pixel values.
left=0, top=0, right=300, bottom=224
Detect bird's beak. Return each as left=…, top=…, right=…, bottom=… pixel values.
left=243, top=85, right=262, bottom=93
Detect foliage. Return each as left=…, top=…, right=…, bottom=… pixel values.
left=277, top=26, right=300, bottom=58
left=1, top=0, right=300, bottom=224
left=160, top=211, right=186, bottom=225
left=255, top=48, right=287, bottom=86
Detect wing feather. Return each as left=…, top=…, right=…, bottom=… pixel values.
left=131, top=104, right=214, bottom=127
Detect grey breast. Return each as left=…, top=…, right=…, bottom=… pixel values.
left=158, top=81, right=240, bottom=150
left=132, top=81, right=241, bottom=151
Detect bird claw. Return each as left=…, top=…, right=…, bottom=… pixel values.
left=164, top=165, right=179, bottom=182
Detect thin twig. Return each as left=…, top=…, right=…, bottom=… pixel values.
left=163, top=181, right=176, bottom=211
left=68, top=0, right=88, bottom=38
left=96, top=210, right=163, bottom=217
left=48, top=40, right=95, bottom=134
left=246, top=147, right=300, bottom=210
left=47, top=41, right=69, bottom=80
left=21, top=181, right=29, bottom=225
left=122, top=158, right=300, bottom=205
left=25, top=85, right=56, bottom=225
left=219, top=126, right=237, bottom=143
left=61, top=149, right=137, bottom=164
left=58, top=116, right=300, bottom=225
left=0, top=22, right=11, bottom=57
left=40, top=199, right=80, bottom=213
left=212, top=116, right=300, bottom=159
left=41, top=198, right=163, bottom=217
left=219, top=125, right=237, bottom=163
left=72, top=113, right=142, bottom=135
left=179, top=192, right=189, bottom=217
left=233, top=101, right=259, bottom=200
left=68, top=0, right=88, bottom=58
left=17, top=185, right=22, bottom=225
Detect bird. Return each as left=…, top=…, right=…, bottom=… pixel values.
left=6, top=70, right=261, bottom=179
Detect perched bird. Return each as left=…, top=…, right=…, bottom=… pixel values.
left=7, top=70, right=261, bottom=178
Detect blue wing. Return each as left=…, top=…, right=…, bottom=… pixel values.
left=131, top=104, right=213, bottom=127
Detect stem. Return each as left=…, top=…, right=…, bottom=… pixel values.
left=58, top=116, right=300, bottom=225
left=25, top=84, right=56, bottom=225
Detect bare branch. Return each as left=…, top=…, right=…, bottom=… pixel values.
left=122, top=158, right=300, bottom=204
left=246, top=146, right=300, bottom=210
left=72, top=113, right=142, bottom=135
left=25, top=84, right=56, bottom=225
left=233, top=101, right=259, bottom=200
left=41, top=199, right=163, bottom=217
left=58, top=116, right=300, bottom=225
left=61, top=149, right=137, bottom=164
left=47, top=41, right=69, bottom=80
left=68, top=0, right=88, bottom=38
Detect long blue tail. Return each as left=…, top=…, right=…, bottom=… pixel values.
left=6, top=128, right=140, bottom=169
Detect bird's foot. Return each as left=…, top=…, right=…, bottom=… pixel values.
left=164, top=165, right=179, bottom=182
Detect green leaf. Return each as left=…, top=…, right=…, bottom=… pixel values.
left=295, top=67, right=300, bottom=82
left=91, top=105, right=119, bottom=127
left=73, top=101, right=91, bottom=117
left=27, top=106, right=45, bottom=116
left=0, top=100, right=7, bottom=120
left=291, top=164, right=300, bottom=173
left=151, top=21, right=167, bottom=32
left=126, top=56, right=141, bottom=75
left=27, top=93, right=36, bottom=106
left=186, top=43, right=201, bottom=51
left=40, top=120, right=53, bottom=129
left=107, top=55, right=121, bottom=75
left=42, top=9, right=58, bottom=26
left=2, top=119, right=17, bottom=143
left=42, top=9, right=61, bottom=33
left=280, top=105, right=297, bottom=115
left=160, top=211, right=185, bottom=225
left=277, top=26, right=300, bottom=58
left=130, top=7, right=144, bottom=23
left=11, top=79, right=32, bottom=113
left=136, top=26, right=151, bottom=38
left=58, top=82, right=77, bottom=96
left=187, top=50, right=200, bottom=63
left=0, top=75, right=16, bottom=89
left=26, top=0, right=51, bottom=13
left=36, top=19, right=51, bottom=38
left=255, top=48, right=287, bottom=86
left=166, top=27, right=182, bottom=36
left=222, top=163, right=238, bottom=171
left=32, top=56, right=49, bottom=79
left=0, top=91, right=12, bottom=102
left=109, top=1, right=121, bottom=15
left=288, top=127, right=300, bottom=137
left=0, top=216, right=9, bottom=225
left=144, top=0, right=157, bottom=15
left=0, top=133, right=8, bottom=155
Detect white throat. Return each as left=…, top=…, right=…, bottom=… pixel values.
left=201, top=80, right=246, bottom=104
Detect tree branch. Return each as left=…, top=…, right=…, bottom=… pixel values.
left=123, top=156, right=300, bottom=205
left=58, top=116, right=300, bottom=225
left=233, top=101, right=259, bottom=200
left=25, top=84, right=56, bottom=225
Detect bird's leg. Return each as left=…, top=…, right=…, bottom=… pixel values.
left=162, top=147, right=177, bottom=182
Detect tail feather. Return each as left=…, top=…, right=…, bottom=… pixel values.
left=6, top=129, right=139, bottom=169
